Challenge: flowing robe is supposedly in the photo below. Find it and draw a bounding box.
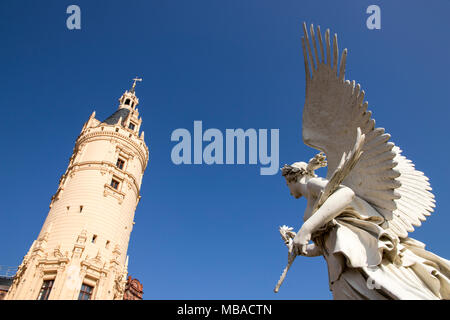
[312,196,450,300]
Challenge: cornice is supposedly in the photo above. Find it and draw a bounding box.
[71,161,140,195]
[50,160,142,207]
[76,129,149,171]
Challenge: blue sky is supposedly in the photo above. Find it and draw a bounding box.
[0,0,449,299]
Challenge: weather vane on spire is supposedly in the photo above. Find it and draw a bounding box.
[130,77,143,93]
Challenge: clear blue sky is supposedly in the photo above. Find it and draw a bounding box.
[0,0,449,299]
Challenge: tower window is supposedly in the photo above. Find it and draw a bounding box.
[106,240,110,249]
[37,280,54,300]
[116,158,125,170]
[78,284,94,300]
[110,178,120,190]
[128,122,135,130]
[92,235,97,243]
[79,205,83,213]
[124,99,131,105]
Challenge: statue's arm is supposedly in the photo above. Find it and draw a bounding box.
[304,185,355,234]
[292,185,355,256]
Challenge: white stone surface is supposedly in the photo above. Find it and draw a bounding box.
[276,23,450,300]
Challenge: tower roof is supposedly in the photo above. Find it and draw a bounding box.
[102,78,143,127]
[102,108,130,126]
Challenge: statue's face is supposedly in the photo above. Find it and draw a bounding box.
[286,179,303,199]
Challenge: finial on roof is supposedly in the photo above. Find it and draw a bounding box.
[130,77,143,93]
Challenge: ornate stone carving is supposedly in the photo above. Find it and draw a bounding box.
[113,271,127,300]
[53,245,63,258]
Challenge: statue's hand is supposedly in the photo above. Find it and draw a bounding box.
[290,225,312,256]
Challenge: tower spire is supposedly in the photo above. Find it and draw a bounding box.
[130,77,142,94]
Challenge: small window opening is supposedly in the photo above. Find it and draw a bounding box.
[92,235,97,244]
[37,280,54,300]
[111,178,120,190]
[128,122,135,130]
[106,241,110,249]
[124,99,131,105]
[78,284,94,300]
[116,158,125,170]
[79,205,83,213]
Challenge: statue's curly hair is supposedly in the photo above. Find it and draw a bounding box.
[281,152,327,183]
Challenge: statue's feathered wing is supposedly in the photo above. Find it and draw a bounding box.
[301,23,435,238]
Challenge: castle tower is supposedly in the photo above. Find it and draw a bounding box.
[6,79,149,300]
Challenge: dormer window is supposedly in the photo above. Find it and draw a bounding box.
[124,99,131,105]
[128,122,136,130]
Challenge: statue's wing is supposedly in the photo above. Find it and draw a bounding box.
[301,23,435,238]
[313,128,365,212]
[378,146,435,238]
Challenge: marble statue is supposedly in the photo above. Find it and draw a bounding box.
[274,23,450,300]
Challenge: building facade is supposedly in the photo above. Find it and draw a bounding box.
[123,276,144,300]
[5,82,148,300]
[0,277,13,300]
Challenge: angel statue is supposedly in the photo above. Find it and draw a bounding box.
[274,23,450,300]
